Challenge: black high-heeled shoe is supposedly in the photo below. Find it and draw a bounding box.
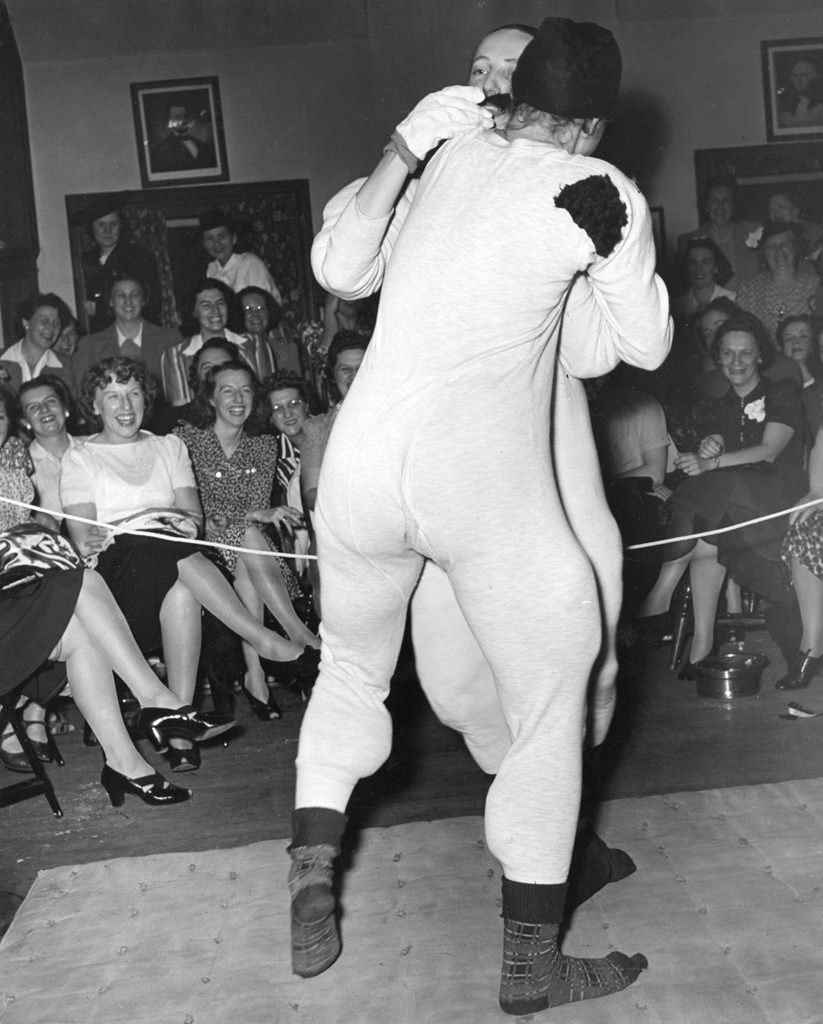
[677,644,719,681]
[775,651,823,691]
[0,728,33,774]
[167,743,201,773]
[137,706,237,752]
[22,716,52,763]
[100,764,191,807]
[242,686,282,720]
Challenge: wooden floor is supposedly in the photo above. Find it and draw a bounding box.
[3,623,823,925]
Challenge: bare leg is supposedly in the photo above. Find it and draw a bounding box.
[72,570,182,710]
[725,578,743,615]
[159,582,202,705]
[688,540,727,662]
[232,566,269,702]
[638,551,693,616]
[237,525,320,649]
[793,558,823,656]
[51,617,154,779]
[176,553,304,661]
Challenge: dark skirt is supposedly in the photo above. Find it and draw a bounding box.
[95,533,197,654]
[670,462,806,601]
[0,568,84,693]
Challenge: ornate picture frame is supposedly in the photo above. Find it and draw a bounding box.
[693,142,823,229]
[65,180,317,336]
[130,76,230,189]
[761,37,823,143]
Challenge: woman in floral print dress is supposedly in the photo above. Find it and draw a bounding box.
[640,312,806,671]
[175,361,319,716]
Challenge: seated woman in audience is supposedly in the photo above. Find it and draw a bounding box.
[0,383,228,794]
[174,360,319,719]
[778,315,823,445]
[0,293,74,393]
[301,331,370,514]
[779,425,823,689]
[639,313,806,675]
[766,191,822,266]
[265,374,312,574]
[677,177,759,289]
[1,565,229,804]
[60,357,318,770]
[736,221,820,343]
[300,331,370,614]
[152,338,240,434]
[238,286,314,395]
[695,297,802,400]
[0,381,51,767]
[18,375,81,531]
[71,276,182,412]
[671,237,735,319]
[54,314,81,360]
[160,279,247,408]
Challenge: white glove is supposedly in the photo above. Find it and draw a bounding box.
[395,86,492,160]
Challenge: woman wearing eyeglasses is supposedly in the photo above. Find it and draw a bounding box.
[237,286,314,396]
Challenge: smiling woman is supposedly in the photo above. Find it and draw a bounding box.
[173,360,320,718]
[0,293,75,392]
[59,356,318,771]
[640,311,806,672]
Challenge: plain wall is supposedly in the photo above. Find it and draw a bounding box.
[10,0,823,311]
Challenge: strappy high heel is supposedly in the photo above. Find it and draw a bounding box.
[100,764,191,807]
[242,686,282,720]
[137,706,236,752]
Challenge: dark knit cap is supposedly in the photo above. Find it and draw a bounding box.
[511,17,621,119]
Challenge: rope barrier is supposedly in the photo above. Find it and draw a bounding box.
[625,494,823,551]
[3,491,823,560]
[0,496,317,561]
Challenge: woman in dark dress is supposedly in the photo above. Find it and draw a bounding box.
[639,313,806,673]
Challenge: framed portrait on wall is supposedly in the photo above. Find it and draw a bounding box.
[130,76,230,188]
[761,38,823,142]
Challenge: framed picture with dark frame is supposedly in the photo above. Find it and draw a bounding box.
[65,180,318,335]
[761,37,823,142]
[130,76,230,188]
[693,142,823,228]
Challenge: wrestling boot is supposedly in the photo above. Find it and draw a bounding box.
[775,651,822,690]
[288,843,341,977]
[499,919,647,1016]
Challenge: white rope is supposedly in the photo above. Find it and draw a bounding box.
[625,495,823,551]
[0,496,317,561]
[4,492,822,560]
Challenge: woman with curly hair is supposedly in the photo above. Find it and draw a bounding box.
[60,356,318,770]
[175,360,319,719]
[639,312,806,674]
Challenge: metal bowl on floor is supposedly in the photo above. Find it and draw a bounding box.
[693,652,769,700]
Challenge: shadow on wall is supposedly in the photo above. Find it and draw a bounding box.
[597,88,669,192]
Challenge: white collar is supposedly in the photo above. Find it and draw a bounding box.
[116,323,143,348]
